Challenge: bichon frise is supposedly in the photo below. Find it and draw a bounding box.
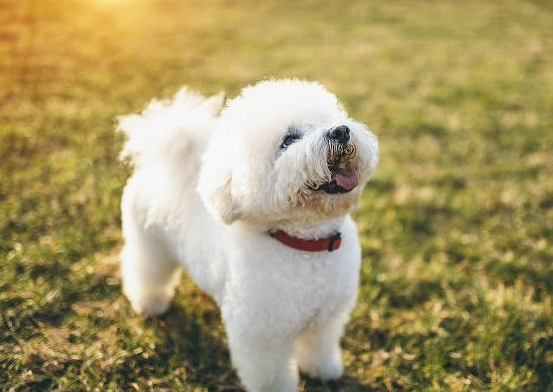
[118,79,379,392]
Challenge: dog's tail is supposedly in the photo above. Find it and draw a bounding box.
[118,87,224,169]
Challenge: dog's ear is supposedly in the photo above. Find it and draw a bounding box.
[197,150,241,225]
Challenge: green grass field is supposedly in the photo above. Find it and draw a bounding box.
[1,0,553,390]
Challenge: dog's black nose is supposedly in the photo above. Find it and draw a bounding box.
[328,125,350,144]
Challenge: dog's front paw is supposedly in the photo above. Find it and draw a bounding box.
[299,354,344,381]
[126,290,171,316]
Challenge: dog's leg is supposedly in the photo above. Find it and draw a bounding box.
[226,327,298,392]
[295,317,345,381]
[120,232,181,316]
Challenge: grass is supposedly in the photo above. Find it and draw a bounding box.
[1,0,553,390]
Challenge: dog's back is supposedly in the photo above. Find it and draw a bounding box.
[118,88,223,179]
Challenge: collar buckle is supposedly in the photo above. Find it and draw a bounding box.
[328,232,342,252]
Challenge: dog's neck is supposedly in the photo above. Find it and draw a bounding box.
[264,216,347,240]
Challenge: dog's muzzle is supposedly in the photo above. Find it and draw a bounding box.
[311,126,359,194]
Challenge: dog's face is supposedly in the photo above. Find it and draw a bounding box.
[198,80,379,225]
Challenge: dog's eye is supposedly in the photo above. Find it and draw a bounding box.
[280,134,301,149]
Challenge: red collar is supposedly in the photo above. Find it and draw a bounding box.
[270,230,342,252]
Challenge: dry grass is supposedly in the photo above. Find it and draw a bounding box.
[1,0,553,390]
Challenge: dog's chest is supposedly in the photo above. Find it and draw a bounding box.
[230,248,359,334]
[284,255,355,312]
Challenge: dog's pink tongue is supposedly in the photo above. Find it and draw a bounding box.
[331,168,359,191]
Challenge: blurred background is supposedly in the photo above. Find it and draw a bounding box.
[1,0,552,390]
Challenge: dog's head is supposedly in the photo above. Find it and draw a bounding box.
[198,80,379,225]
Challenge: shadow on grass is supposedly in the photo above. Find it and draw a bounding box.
[302,375,374,392]
[152,303,241,391]
[154,304,372,392]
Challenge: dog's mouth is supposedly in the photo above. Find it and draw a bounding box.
[324,166,359,194]
[311,144,359,194]
[316,165,359,194]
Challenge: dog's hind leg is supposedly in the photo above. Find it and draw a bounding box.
[295,316,346,381]
[120,229,181,316]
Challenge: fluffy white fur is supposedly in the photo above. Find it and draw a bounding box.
[118,79,379,392]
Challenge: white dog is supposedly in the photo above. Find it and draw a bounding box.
[118,79,379,392]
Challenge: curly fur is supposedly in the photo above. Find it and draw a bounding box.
[118,79,379,392]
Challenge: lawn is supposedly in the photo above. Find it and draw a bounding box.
[1,0,553,390]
